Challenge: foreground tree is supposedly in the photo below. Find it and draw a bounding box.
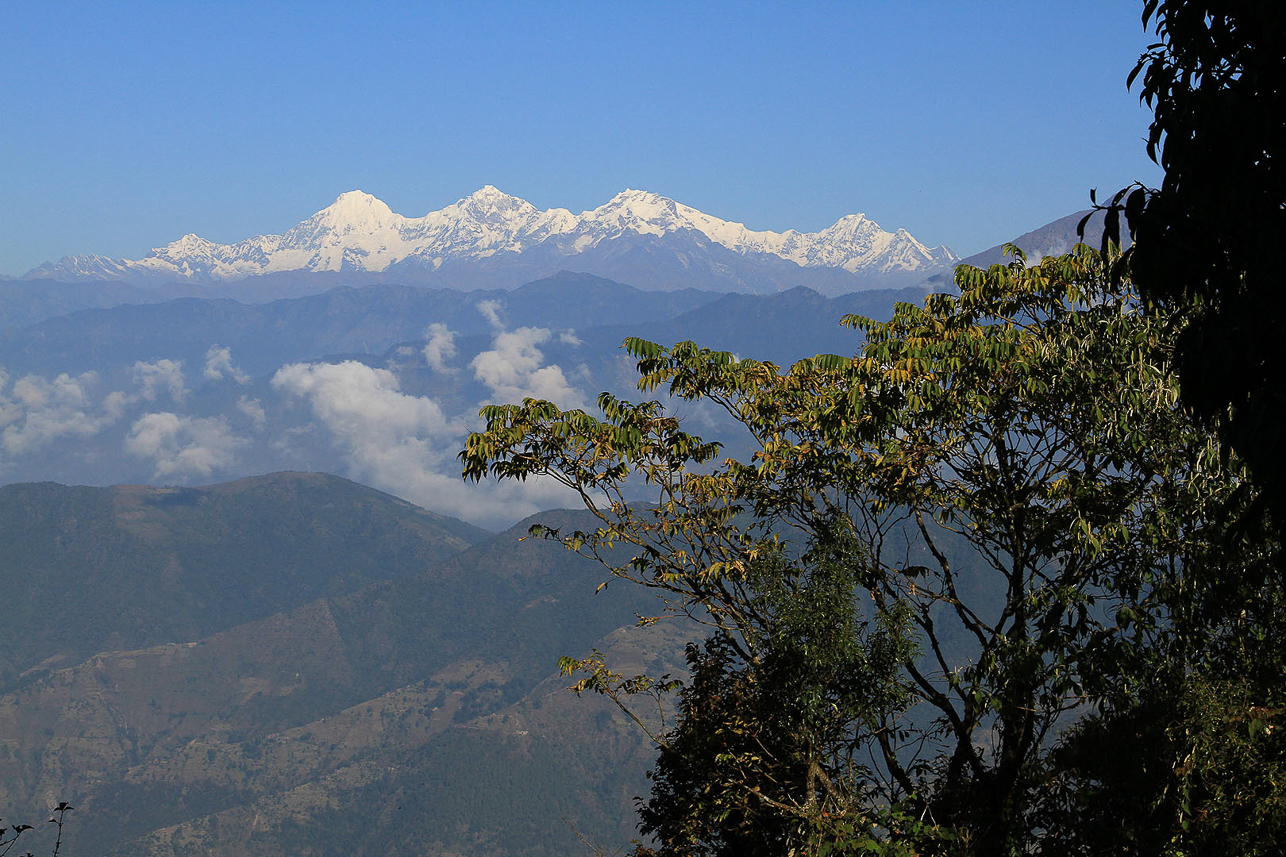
[1094,0,1286,522]
[463,245,1266,854]
[1055,5,1286,852]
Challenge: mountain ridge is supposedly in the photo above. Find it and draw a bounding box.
[0,472,488,692]
[22,187,957,292]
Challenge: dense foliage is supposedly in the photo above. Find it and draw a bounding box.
[1093,0,1286,523]
[1057,5,1286,852]
[463,243,1281,854]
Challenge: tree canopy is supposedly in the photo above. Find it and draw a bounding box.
[1093,0,1286,524]
[462,245,1278,854]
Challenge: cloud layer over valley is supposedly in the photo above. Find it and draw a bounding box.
[0,272,927,528]
[0,295,607,528]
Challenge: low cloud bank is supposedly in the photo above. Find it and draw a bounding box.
[471,326,583,408]
[0,332,592,528]
[271,359,576,527]
[203,346,250,384]
[125,412,247,480]
[0,370,127,456]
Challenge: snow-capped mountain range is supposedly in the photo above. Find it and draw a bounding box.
[24,188,957,294]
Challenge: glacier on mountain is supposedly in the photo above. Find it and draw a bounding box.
[23,187,957,287]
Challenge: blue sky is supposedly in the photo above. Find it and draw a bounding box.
[1,1,1161,277]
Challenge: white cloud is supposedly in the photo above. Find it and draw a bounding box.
[559,331,583,346]
[0,360,201,459]
[133,359,187,403]
[0,370,128,455]
[476,299,503,329]
[470,327,583,408]
[422,323,458,373]
[237,395,266,430]
[203,345,250,384]
[271,361,461,499]
[273,361,457,441]
[124,412,246,481]
[271,359,577,528]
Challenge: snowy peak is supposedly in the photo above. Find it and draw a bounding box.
[155,233,220,260]
[23,253,136,282]
[430,186,547,235]
[23,188,957,287]
[313,190,399,232]
[598,188,678,216]
[457,185,537,217]
[578,189,690,239]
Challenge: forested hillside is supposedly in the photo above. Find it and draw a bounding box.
[0,480,683,854]
[0,473,484,692]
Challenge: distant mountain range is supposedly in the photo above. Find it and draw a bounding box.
[0,272,925,379]
[19,188,959,295]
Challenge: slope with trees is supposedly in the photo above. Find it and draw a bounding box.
[0,472,487,693]
[0,500,671,855]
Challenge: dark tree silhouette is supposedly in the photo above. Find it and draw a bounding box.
[1094,1,1286,523]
